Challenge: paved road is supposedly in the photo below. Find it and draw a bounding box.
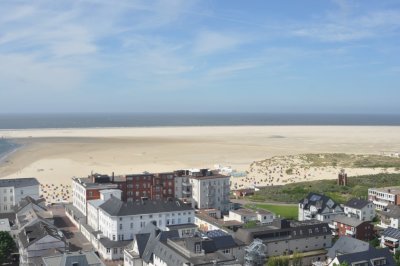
[49,205,94,252]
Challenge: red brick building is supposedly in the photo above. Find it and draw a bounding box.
[333,215,374,241]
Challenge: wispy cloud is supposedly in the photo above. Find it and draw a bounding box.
[193,30,250,55]
[292,2,400,42]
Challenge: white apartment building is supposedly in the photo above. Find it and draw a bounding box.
[298,193,344,224]
[0,178,39,213]
[344,198,375,221]
[94,196,195,242]
[72,176,117,216]
[87,189,122,231]
[185,169,230,212]
[368,187,400,210]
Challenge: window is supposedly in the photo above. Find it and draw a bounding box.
[114,248,118,254]
[120,224,122,230]
[130,223,133,229]
[107,248,110,253]
[195,244,201,253]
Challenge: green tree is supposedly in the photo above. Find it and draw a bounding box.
[0,231,15,264]
[292,252,303,266]
[369,237,380,248]
[267,255,290,266]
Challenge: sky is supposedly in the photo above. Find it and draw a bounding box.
[0,0,399,114]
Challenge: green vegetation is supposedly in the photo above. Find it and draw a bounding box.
[369,237,380,248]
[285,168,293,175]
[246,203,298,220]
[0,231,15,264]
[301,153,400,168]
[248,173,400,204]
[266,255,290,266]
[243,220,259,228]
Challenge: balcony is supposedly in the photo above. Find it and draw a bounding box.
[384,241,399,248]
[345,230,355,236]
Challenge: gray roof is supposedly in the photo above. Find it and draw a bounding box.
[235,219,331,245]
[345,198,370,210]
[327,236,371,259]
[334,215,366,227]
[382,227,400,240]
[0,178,39,188]
[166,223,197,230]
[99,197,193,217]
[98,238,131,248]
[42,251,105,266]
[18,221,66,248]
[381,205,400,219]
[336,248,396,266]
[299,192,342,214]
[14,196,46,213]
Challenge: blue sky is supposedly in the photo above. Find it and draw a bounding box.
[0,0,399,113]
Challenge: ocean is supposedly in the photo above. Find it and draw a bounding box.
[0,113,399,130]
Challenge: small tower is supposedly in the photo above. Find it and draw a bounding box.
[338,169,348,186]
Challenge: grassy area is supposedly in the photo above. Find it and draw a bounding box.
[301,153,400,168]
[246,203,298,220]
[247,173,400,204]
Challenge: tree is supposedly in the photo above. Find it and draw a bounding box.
[369,237,380,248]
[267,255,290,266]
[292,252,303,266]
[0,231,15,264]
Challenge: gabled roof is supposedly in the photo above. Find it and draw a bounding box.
[336,248,396,266]
[14,196,46,213]
[299,192,342,213]
[381,205,400,219]
[345,198,370,210]
[334,215,367,227]
[327,236,372,259]
[382,227,400,240]
[99,197,193,217]
[18,221,66,248]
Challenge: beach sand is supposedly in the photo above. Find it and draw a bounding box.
[1,126,400,202]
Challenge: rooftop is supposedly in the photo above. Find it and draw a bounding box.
[42,250,105,266]
[334,215,367,227]
[99,197,193,216]
[345,198,370,209]
[382,227,400,240]
[0,218,11,232]
[370,186,400,194]
[0,178,39,188]
[336,248,396,266]
[327,236,372,259]
[18,221,66,248]
[299,192,341,213]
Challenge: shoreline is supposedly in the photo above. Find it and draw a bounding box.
[0,125,399,204]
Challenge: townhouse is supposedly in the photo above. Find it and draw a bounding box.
[298,193,344,223]
[0,178,40,213]
[344,198,375,221]
[332,215,374,241]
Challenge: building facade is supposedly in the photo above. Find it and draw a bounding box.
[298,193,344,223]
[235,219,332,261]
[368,186,400,210]
[186,169,230,212]
[0,178,40,213]
[344,198,375,221]
[380,205,400,229]
[332,215,374,241]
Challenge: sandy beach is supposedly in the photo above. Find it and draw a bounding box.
[1,126,400,202]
